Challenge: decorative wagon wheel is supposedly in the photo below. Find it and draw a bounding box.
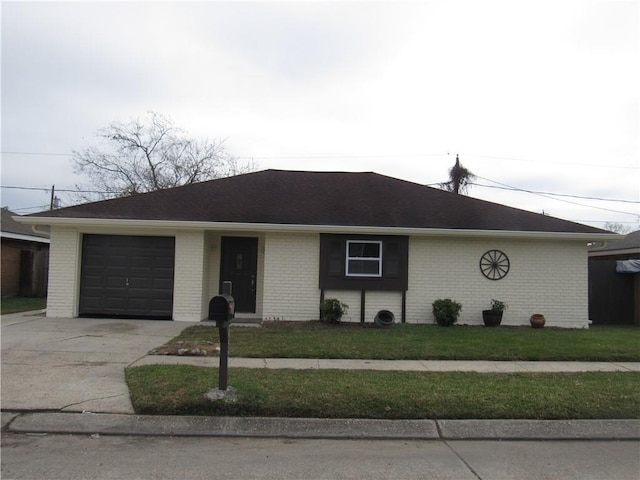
[480,250,510,280]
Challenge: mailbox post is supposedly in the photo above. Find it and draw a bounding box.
[208,281,234,391]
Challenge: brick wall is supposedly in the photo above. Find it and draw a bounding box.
[323,289,402,323]
[261,233,589,328]
[405,236,589,328]
[262,232,320,320]
[42,226,590,328]
[46,227,80,317]
[173,230,206,322]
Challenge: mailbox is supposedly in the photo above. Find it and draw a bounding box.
[209,292,234,391]
[208,294,235,327]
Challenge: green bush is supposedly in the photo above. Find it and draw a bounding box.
[320,299,349,324]
[432,298,462,327]
[490,299,507,312]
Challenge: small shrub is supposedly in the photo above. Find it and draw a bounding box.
[320,299,349,324]
[490,299,507,312]
[432,299,462,327]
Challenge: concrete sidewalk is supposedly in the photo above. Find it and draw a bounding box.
[132,355,640,372]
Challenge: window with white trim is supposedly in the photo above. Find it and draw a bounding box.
[346,240,382,277]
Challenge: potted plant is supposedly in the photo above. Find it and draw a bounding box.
[320,299,348,324]
[482,299,506,327]
[432,299,462,327]
[530,313,546,328]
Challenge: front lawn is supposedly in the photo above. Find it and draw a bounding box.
[126,365,640,419]
[165,322,640,361]
[1,297,46,315]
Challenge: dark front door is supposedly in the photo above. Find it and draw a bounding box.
[220,237,258,313]
[79,234,175,319]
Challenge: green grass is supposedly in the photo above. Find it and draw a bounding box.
[170,322,640,361]
[126,365,640,419]
[1,297,46,315]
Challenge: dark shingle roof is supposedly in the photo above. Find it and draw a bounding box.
[2,208,50,238]
[589,230,640,253]
[28,169,606,234]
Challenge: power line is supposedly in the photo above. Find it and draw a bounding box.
[234,153,637,170]
[1,185,51,191]
[3,179,639,207]
[1,151,72,157]
[574,219,638,224]
[473,176,639,217]
[1,185,111,194]
[2,149,637,170]
[460,152,638,170]
[470,182,639,204]
[9,205,50,213]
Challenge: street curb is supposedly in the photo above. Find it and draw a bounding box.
[6,412,640,441]
[7,412,438,440]
[436,419,640,440]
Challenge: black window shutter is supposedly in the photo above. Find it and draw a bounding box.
[328,239,343,275]
[320,234,408,291]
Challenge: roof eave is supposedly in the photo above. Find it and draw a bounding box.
[14,216,619,242]
[589,247,640,257]
[0,231,51,244]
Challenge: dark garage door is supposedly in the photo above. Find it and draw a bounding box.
[79,235,175,319]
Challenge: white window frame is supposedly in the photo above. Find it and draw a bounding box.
[345,240,383,277]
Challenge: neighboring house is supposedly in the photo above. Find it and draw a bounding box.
[1,208,50,297]
[588,230,640,325]
[17,170,618,327]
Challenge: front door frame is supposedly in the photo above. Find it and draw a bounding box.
[219,236,259,313]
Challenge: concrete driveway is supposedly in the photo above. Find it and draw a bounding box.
[1,312,192,414]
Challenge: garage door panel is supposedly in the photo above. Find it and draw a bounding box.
[79,235,175,320]
[81,275,103,288]
[152,278,173,290]
[128,277,151,288]
[131,256,153,268]
[153,257,175,268]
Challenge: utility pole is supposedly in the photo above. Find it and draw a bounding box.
[452,155,462,194]
[49,185,60,209]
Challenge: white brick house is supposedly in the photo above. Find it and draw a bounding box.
[17,170,618,328]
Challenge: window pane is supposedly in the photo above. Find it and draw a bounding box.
[346,241,382,276]
[348,242,362,257]
[348,242,380,258]
[348,259,381,275]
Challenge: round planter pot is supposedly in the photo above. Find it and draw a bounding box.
[374,310,395,328]
[530,314,546,328]
[482,310,503,327]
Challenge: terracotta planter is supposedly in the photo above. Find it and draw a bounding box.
[530,314,546,328]
[482,310,503,327]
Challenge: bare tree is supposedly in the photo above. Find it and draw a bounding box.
[439,154,476,194]
[72,112,254,199]
[603,222,632,234]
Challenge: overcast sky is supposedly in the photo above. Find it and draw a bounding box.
[1,0,638,230]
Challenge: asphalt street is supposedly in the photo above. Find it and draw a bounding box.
[3,432,640,480]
